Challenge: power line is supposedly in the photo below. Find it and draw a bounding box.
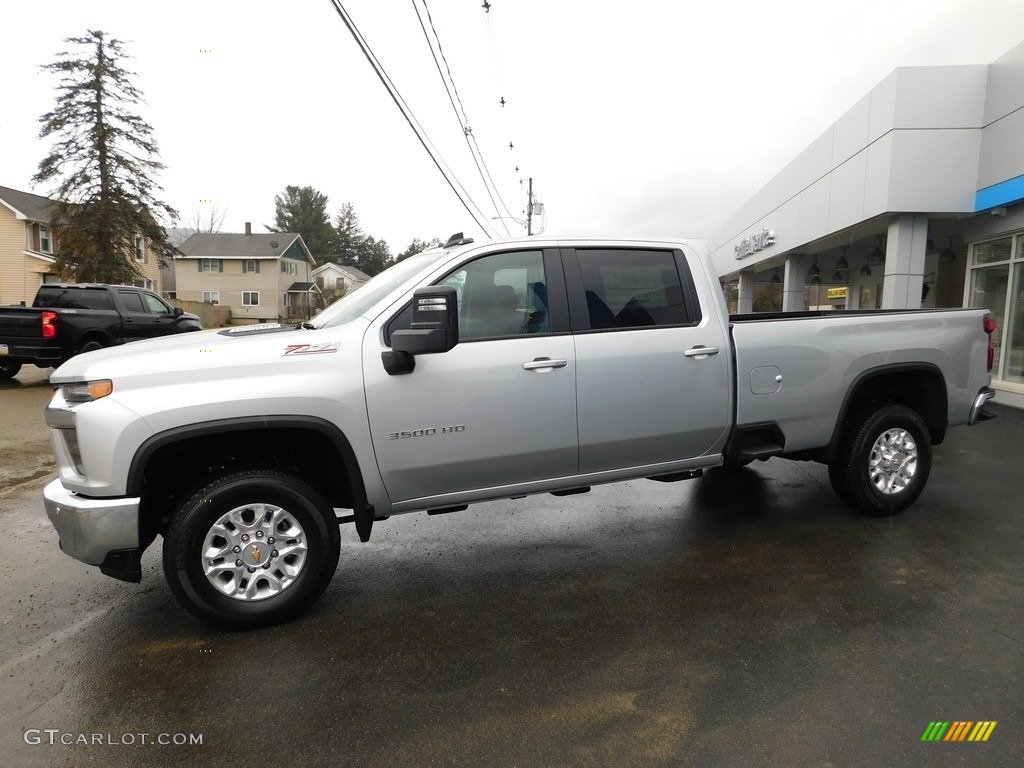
[412,0,514,236]
[326,0,499,238]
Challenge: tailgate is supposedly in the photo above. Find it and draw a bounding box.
[0,308,45,340]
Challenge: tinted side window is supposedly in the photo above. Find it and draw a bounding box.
[576,249,689,329]
[118,290,145,313]
[34,288,114,310]
[440,250,548,340]
[144,293,170,314]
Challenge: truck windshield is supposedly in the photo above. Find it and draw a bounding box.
[309,249,444,329]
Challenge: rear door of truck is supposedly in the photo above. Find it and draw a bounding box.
[562,246,732,472]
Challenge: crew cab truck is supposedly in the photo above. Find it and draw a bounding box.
[0,283,201,379]
[42,236,997,628]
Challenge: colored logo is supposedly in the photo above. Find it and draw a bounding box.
[921,721,996,742]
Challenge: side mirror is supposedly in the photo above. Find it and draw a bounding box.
[383,286,459,375]
[173,307,184,318]
[391,286,459,355]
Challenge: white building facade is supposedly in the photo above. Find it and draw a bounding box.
[710,41,1024,408]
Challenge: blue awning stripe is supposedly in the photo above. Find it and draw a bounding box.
[975,174,1024,211]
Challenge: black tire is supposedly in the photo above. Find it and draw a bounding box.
[829,404,932,516]
[78,340,105,354]
[162,468,340,629]
[0,361,21,380]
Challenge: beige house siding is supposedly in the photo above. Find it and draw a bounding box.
[2,195,163,304]
[0,206,55,305]
[129,235,164,293]
[176,258,283,322]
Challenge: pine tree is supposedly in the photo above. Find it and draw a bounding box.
[332,202,365,267]
[34,30,177,283]
[268,186,335,261]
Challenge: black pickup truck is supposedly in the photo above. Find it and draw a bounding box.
[0,284,201,379]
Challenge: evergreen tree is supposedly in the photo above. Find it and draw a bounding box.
[34,30,178,283]
[268,185,334,261]
[332,202,364,267]
[356,236,394,277]
[396,237,441,262]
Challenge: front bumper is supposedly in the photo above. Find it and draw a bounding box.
[43,478,139,566]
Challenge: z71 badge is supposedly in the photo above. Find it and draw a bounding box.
[283,343,340,356]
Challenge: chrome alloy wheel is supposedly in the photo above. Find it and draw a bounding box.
[867,428,918,496]
[201,503,308,601]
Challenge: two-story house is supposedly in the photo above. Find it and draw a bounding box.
[175,225,316,323]
[0,184,164,305]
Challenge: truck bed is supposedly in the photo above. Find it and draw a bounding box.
[729,307,990,456]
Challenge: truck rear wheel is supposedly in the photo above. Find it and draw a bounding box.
[162,468,340,629]
[0,360,21,380]
[829,404,932,516]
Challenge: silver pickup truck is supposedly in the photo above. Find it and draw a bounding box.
[42,236,997,628]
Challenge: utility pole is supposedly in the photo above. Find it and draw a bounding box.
[526,177,533,236]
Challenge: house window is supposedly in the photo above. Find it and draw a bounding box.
[134,235,145,263]
[243,260,260,274]
[131,279,155,290]
[242,291,260,306]
[199,259,223,272]
[281,262,287,274]
[40,225,52,253]
[202,291,220,305]
[282,292,291,307]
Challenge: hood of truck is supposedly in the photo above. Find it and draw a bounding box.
[49,323,364,385]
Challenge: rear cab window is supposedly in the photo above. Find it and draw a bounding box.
[565,248,702,331]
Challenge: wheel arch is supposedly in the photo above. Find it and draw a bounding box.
[827,364,948,462]
[76,330,114,352]
[128,416,371,547]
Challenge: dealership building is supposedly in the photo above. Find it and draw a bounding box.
[709,40,1024,409]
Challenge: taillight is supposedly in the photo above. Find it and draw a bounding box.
[984,315,996,372]
[41,311,58,339]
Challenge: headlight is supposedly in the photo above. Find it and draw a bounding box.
[59,379,113,404]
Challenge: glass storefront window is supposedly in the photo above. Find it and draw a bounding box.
[968,263,1009,377]
[967,235,1024,387]
[1003,263,1024,384]
[972,238,1012,266]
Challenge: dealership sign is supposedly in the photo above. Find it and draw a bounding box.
[735,228,775,259]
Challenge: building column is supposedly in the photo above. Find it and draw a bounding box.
[881,214,929,309]
[782,254,808,312]
[736,270,755,314]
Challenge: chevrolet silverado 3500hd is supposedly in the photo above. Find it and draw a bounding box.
[42,236,996,627]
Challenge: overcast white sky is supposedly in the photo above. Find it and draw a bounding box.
[3,1,1024,256]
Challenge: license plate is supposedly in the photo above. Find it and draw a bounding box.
[0,344,8,356]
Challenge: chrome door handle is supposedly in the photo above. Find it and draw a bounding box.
[683,346,720,358]
[522,357,568,371]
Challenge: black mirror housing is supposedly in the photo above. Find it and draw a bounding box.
[173,307,184,318]
[391,286,459,355]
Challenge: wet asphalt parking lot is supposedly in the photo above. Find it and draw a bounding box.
[1,366,1021,767]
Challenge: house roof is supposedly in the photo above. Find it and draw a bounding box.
[312,262,371,282]
[286,282,315,292]
[177,232,311,260]
[0,185,54,222]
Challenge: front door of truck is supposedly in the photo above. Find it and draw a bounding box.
[564,247,731,473]
[363,248,577,505]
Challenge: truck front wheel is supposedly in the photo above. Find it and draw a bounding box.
[829,404,932,516]
[162,468,340,629]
